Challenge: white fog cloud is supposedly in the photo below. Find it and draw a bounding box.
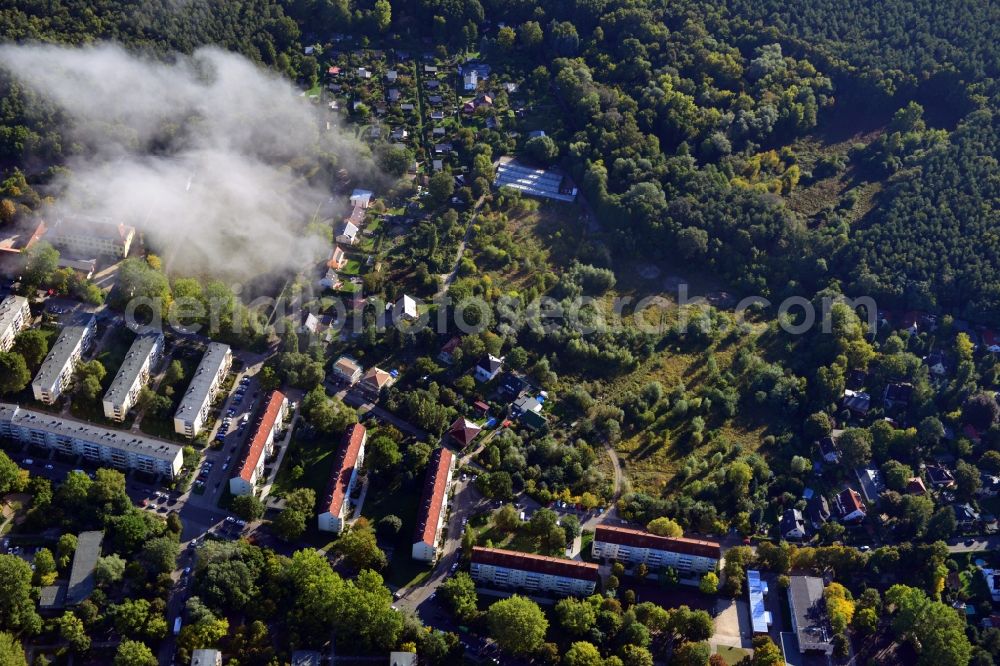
[0,42,373,279]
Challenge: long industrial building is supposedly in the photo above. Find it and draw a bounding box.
[230,390,288,497]
[318,424,367,533]
[102,331,164,422]
[412,447,454,561]
[32,316,97,404]
[173,342,231,437]
[0,294,30,352]
[470,547,599,596]
[592,525,722,575]
[0,403,184,477]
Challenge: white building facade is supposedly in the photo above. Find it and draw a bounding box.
[32,316,97,404]
[102,332,164,421]
[592,525,721,575]
[0,295,30,352]
[173,343,232,437]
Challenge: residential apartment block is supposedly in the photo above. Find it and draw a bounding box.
[0,295,30,352]
[173,342,232,437]
[412,447,454,561]
[318,424,367,533]
[0,403,184,477]
[102,331,164,421]
[230,391,288,496]
[469,547,599,596]
[32,316,96,404]
[43,217,135,258]
[592,525,722,575]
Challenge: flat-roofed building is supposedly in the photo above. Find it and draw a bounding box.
[174,342,232,437]
[0,402,184,477]
[412,447,454,561]
[747,570,771,634]
[44,216,135,258]
[190,649,222,666]
[230,391,288,496]
[332,355,363,385]
[66,531,103,606]
[318,423,367,533]
[470,547,599,596]
[788,575,834,655]
[102,331,164,421]
[592,525,721,575]
[0,294,30,352]
[32,316,96,404]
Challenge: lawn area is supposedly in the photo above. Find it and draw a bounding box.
[360,477,431,588]
[715,646,748,665]
[96,327,135,380]
[341,259,362,276]
[271,431,338,499]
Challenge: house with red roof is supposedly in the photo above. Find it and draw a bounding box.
[318,424,367,533]
[592,525,722,576]
[447,417,481,447]
[229,391,288,496]
[412,448,455,561]
[835,488,866,523]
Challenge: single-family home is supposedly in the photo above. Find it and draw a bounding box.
[351,189,374,208]
[923,352,950,377]
[907,476,928,495]
[955,503,981,530]
[463,70,479,90]
[780,508,806,539]
[359,367,394,397]
[883,382,914,410]
[474,354,503,383]
[438,336,461,365]
[357,67,372,79]
[393,295,419,322]
[336,221,359,245]
[818,436,840,464]
[511,395,546,430]
[448,417,481,447]
[926,464,956,489]
[332,356,363,385]
[842,389,871,416]
[386,69,398,82]
[806,494,831,529]
[835,488,866,523]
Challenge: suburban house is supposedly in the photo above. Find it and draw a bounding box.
[954,502,981,530]
[0,294,30,352]
[780,508,806,539]
[173,342,232,438]
[350,189,374,208]
[592,525,721,576]
[925,464,956,489]
[499,372,528,399]
[806,494,831,529]
[358,367,393,397]
[32,315,97,404]
[102,331,164,422]
[336,220,359,245]
[818,436,840,464]
[924,352,950,376]
[907,476,928,495]
[229,391,288,497]
[191,649,223,666]
[318,424,367,533]
[328,245,347,270]
[474,354,503,383]
[463,70,478,90]
[511,395,547,430]
[788,576,834,655]
[842,389,871,416]
[332,356,363,385]
[412,447,455,561]
[393,294,419,322]
[438,336,461,365]
[470,547,598,596]
[835,488,866,523]
[447,417,481,447]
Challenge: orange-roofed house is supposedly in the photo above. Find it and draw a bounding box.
[358,367,393,398]
[229,391,288,496]
[328,246,347,270]
[318,424,367,533]
[412,447,455,561]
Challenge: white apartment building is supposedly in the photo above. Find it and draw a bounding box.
[32,316,96,404]
[44,217,135,258]
[592,525,722,575]
[173,342,231,437]
[318,424,367,533]
[412,447,454,561]
[229,391,288,497]
[470,547,599,596]
[0,403,183,477]
[0,295,30,352]
[102,331,164,421]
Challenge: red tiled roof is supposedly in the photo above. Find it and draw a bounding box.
[236,391,286,482]
[594,525,722,560]
[838,488,864,514]
[323,424,367,515]
[413,447,454,546]
[471,547,598,581]
[440,336,461,355]
[448,417,481,446]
